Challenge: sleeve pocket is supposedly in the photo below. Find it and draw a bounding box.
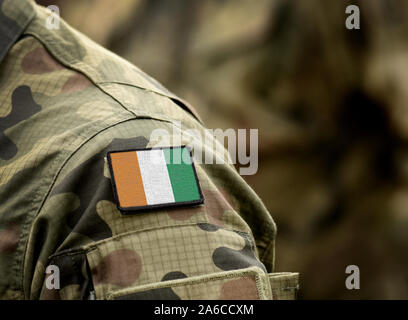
[107,266,273,300]
[45,224,299,300]
[84,224,271,300]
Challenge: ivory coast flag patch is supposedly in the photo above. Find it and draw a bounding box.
[107,146,204,213]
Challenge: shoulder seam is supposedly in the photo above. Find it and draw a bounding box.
[22,33,139,119]
[24,5,203,123]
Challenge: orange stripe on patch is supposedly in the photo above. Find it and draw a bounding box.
[110,151,147,208]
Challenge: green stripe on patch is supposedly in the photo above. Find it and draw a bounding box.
[164,148,201,203]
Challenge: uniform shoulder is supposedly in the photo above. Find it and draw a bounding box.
[22,2,201,122]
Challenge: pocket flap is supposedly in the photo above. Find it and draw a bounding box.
[108,266,273,300]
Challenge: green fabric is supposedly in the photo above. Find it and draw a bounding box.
[163,147,201,202]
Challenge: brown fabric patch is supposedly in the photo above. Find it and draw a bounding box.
[61,73,93,93]
[167,206,201,221]
[219,277,259,300]
[202,189,234,226]
[21,47,63,74]
[0,224,19,253]
[92,249,142,287]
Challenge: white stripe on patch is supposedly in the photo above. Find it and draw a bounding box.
[136,149,175,205]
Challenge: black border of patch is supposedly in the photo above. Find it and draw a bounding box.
[107,146,204,214]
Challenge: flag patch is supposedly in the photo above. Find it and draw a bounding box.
[107,146,204,213]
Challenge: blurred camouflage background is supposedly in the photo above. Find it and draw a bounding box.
[35,0,408,299]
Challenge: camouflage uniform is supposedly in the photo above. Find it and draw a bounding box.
[0,0,298,300]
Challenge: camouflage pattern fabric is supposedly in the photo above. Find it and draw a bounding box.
[0,0,298,300]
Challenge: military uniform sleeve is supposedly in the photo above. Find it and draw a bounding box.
[0,1,298,300]
[28,115,298,300]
